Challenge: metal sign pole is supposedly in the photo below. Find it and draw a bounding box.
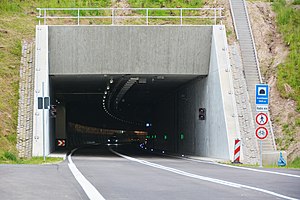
[260,140,262,168]
[42,82,45,161]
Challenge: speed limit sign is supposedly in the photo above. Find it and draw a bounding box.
[255,127,268,140]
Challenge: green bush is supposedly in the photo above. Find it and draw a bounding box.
[4,151,17,161]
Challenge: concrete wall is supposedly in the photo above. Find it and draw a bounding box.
[32,25,51,156]
[153,26,239,160]
[48,26,212,75]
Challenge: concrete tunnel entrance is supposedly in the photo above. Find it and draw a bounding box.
[51,74,201,153]
[33,25,239,161]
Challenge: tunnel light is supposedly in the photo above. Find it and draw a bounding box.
[162,151,165,154]
[110,78,113,84]
[106,85,110,90]
[151,149,153,152]
[104,91,107,95]
[103,95,106,99]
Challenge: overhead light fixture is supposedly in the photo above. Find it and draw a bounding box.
[110,78,113,84]
[103,95,106,99]
[107,85,110,90]
[104,91,107,95]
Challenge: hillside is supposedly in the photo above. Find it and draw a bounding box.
[0,0,299,164]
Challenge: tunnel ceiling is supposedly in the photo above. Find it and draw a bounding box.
[51,74,202,130]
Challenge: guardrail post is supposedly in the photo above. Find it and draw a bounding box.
[112,8,114,25]
[44,9,47,25]
[38,9,41,25]
[214,8,216,25]
[219,8,222,25]
[77,8,80,25]
[180,8,183,25]
[146,8,149,25]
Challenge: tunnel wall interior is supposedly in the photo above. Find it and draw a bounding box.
[152,26,237,160]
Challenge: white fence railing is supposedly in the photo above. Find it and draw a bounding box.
[36,7,224,25]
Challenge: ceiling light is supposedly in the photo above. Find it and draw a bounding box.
[110,78,113,84]
[104,91,107,95]
[107,85,110,90]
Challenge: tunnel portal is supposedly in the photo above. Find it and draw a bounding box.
[33,25,238,161]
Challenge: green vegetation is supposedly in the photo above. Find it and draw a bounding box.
[272,0,300,159]
[273,0,300,111]
[128,0,202,8]
[289,157,300,168]
[0,152,63,164]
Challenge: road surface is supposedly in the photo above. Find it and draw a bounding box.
[1,144,299,200]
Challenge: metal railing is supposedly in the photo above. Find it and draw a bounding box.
[36,7,224,25]
[241,0,276,151]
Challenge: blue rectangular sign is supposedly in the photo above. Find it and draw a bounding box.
[256,84,269,105]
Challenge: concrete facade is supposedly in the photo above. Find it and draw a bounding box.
[48,26,212,75]
[32,26,52,156]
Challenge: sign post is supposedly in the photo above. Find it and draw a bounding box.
[255,84,269,167]
[255,126,268,167]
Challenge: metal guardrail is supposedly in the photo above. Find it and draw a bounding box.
[36,7,224,25]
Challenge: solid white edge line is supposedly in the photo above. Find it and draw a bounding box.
[179,156,300,178]
[67,148,105,200]
[111,148,298,200]
[157,152,300,178]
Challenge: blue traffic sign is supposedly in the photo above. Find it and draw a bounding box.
[256,84,269,105]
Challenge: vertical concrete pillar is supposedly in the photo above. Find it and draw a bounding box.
[211,25,241,161]
[32,25,50,156]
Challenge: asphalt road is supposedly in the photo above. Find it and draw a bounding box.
[1,144,300,200]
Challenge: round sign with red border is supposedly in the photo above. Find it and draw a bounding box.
[255,127,268,140]
[255,113,268,126]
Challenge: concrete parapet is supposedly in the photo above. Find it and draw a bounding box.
[262,151,287,166]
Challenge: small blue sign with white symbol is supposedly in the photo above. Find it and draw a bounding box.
[256,84,269,105]
[256,84,269,112]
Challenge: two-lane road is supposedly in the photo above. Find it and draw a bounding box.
[1,144,299,200]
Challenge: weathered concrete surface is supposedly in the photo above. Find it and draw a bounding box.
[49,26,212,75]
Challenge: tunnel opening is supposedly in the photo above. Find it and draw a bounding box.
[50,74,202,153]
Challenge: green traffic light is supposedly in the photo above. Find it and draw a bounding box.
[180,133,184,140]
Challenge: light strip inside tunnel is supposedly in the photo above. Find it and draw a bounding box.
[110,148,298,200]
[102,77,144,126]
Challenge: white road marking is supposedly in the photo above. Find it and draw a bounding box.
[179,156,300,178]
[68,148,105,200]
[154,151,300,178]
[111,149,298,200]
[216,162,300,178]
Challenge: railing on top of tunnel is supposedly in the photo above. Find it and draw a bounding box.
[36,7,224,26]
